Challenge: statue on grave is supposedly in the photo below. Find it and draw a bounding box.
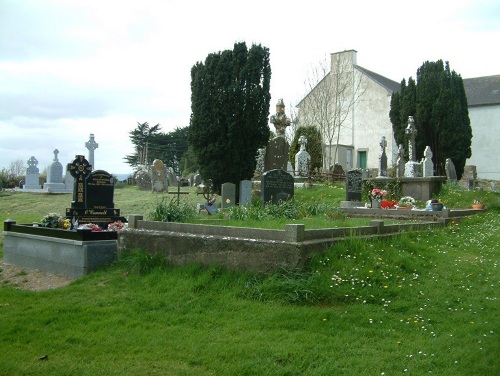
[269,98,291,137]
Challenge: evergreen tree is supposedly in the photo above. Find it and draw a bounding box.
[189,42,271,194]
[125,123,189,175]
[289,126,323,171]
[390,60,471,178]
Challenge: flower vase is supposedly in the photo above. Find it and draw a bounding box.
[372,200,381,209]
[472,204,484,210]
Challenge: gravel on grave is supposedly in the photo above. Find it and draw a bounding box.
[0,260,74,291]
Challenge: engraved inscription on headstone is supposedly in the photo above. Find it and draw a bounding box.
[68,155,93,208]
[261,169,294,204]
[346,169,363,201]
[85,170,114,209]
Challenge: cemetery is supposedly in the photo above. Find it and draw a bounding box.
[1,122,498,376]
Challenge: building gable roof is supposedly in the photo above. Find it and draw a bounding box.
[463,75,500,107]
[354,65,401,93]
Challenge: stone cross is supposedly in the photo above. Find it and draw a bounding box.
[269,98,291,137]
[85,133,99,170]
[378,136,388,177]
[298,135,307,151]
[405,116,417,162]
[53,149,59,161]
[27,156,38,171]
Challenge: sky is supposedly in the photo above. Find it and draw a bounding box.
[1,0,499,176]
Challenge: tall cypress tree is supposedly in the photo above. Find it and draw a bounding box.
[390,60,471,179]
[189,42,271,194]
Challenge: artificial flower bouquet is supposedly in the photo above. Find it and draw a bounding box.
[370,188,388,202]
[397,196,415,208]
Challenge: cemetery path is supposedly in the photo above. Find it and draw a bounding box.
[0,260,74,291]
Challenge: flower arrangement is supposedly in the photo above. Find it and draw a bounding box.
[107,221,125,231]
[40,213,64,228]
[78,223,102,232]
[62,218,71,230]
[398,196,415,208]
[473,199,482,205]
[370,188,387,202]
[381,200,397,209]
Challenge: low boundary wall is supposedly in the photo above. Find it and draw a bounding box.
[120,215,448,273]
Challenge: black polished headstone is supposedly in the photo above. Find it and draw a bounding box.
[85,170,114,209]
[261,169,294,204]
[346,169,363,201]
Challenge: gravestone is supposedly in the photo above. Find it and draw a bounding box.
[422,146,434,177]
[24,156,41,189]
[396,144,405,178]
[85,133,98,170]
[459,165,477,190]
[261,169,294,204]
[151,159,168,192]
[239,180,252,206]
[346,169,363,201]
[295,135,311,177]
[66,156,126,228]
[264,137,290,171]
[378,136,388,177]
[193,172,202,187]
[445,158,457,182]
[221,182,236,209]
[166,167,178,186]
[64,164,75,192]
[255,148,266,175]
[43,149,66,192]
[404,116,422,177]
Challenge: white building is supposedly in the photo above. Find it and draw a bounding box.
[463,75,500,180]
[296,49,400,172]
[297,50,500,181]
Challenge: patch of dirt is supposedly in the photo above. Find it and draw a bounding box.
[0,260,74,291]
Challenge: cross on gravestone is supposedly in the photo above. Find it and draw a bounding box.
[396,144,405,178]
[68,155,93,208]
[24,156,41,189]
[85,133,99,171]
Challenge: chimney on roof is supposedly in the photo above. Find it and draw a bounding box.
[330,49,357,73]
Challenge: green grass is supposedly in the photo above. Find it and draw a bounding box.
[0,183,499,375]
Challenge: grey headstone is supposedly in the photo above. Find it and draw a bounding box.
[378,136,388,177]
[221,182,236,209]
[261,169,294,204]
[445,158,457,181]
[239,180,252,206]
[44,149,66,192]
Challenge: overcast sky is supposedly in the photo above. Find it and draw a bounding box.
[1,0,499,176]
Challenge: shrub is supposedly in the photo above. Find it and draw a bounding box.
[149,196,196,222]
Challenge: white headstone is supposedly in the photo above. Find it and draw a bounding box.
[295,135,311,177]
[85,133,98,170]
[24,156,41,189]
[422,146,434,177]
[43,149,66,192]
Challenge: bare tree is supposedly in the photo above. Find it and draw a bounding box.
[297,52,366,169]
[8,159,25,179]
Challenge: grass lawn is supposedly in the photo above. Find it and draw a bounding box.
[0,183,498,375]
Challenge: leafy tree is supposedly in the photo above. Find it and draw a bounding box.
[189,42,271,194]
[390,60,471,179]
[125,123,189,175]
[289,126,323,171]
[124,122,162,167]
